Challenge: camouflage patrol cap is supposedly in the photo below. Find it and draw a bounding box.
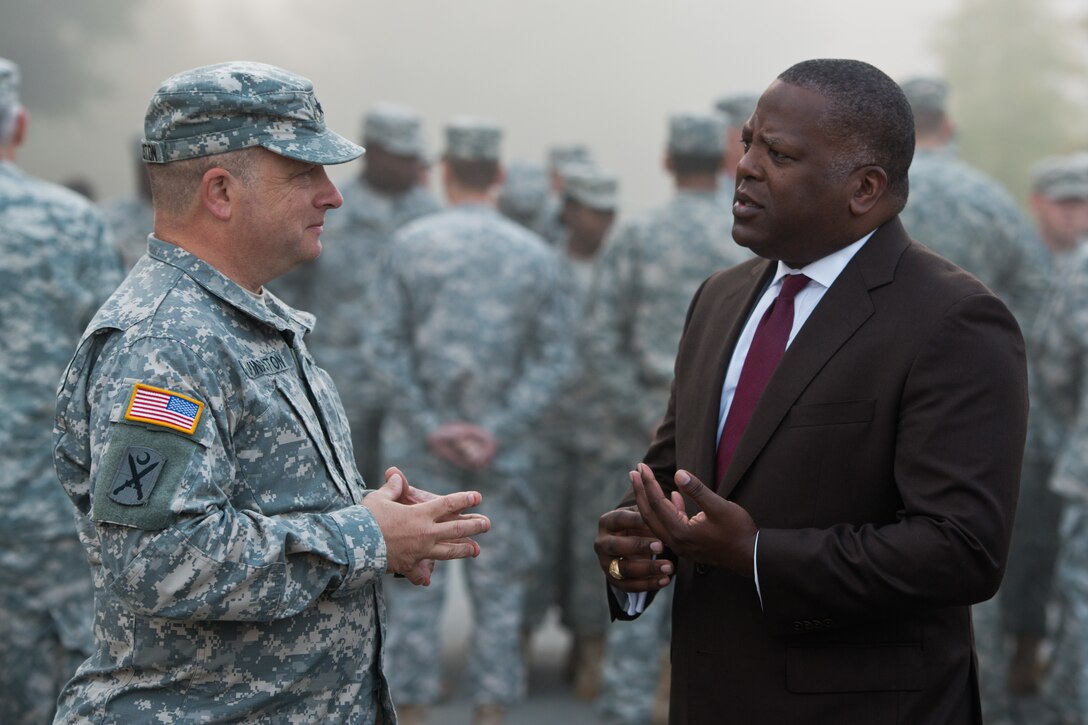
[498,161,550,218]
[564,164,620,211]
[0,57,20,109]
[900,77,949,115]
[548,143,593,175]
[364,102,425,157]
[444,116,502,161]
[141,61,363,165]
[668,112,725,156]
[713,92,758,128]
[1031,153,1088,201]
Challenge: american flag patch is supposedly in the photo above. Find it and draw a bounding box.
[124,384,204,435]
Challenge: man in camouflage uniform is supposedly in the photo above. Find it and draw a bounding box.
[369,117,574,725]
[521,166,619,698]
[272,102,441,488]
[898,76,1053,725]
[99,134,155,270]
[0,56,124,725]
[1024,152,1088,725]
[52,61,490,724]
[587,112,752,725]
[532,143,594,245]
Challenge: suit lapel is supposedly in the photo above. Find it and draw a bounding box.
[716,220,909,499]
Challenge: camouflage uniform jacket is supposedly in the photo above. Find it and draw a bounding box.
[901,148,1051,337]
[530,193,565,246]
[53,237,393,723]
[369,204,575,479]
[271,178,441,411]
[99,191,154,271]
[0,160,122,542]
[581,189,751,437]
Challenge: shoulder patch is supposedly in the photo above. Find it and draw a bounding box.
[108,446,167,506]
[124,383,203,435]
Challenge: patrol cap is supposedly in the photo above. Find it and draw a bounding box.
[1031,153,1088,201]
[499,161,550,218]
[713,92,758,127]
[445,116,502,161]
[141,61,363,165]
[363,102,425,157]
[900,76,949,115]
[668,112,725,156]
[0,57,20,110]
[564,164,620,212]
[548,143,593,175]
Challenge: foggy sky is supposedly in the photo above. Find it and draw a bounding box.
[13,0,949,215]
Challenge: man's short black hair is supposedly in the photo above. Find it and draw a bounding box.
[778,59,915,208]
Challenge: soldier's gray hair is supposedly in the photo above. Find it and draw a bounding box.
[147,147,258,217]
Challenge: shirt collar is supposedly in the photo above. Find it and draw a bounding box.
[148,236,315,335]
[772,229,877,290]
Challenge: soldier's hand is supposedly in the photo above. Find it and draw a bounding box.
[427,423,497,471]
[363,470,490,585]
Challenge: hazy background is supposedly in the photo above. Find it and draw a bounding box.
[2,0,1086,214]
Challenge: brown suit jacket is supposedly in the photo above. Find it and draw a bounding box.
[610,219,1028,724]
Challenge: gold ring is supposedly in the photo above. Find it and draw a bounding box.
[608,557,624,581]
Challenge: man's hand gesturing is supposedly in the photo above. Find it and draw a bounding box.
[363,466,490,585]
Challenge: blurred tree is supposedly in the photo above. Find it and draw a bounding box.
[0,0,142,114]
[936,0,1088,204]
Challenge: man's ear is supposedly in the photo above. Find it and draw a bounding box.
[200,166,235,221]
[849,165,889,217]
[12,108,28,148]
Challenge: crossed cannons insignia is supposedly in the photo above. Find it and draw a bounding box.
[108,446,167,506]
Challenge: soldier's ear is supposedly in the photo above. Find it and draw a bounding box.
[200,167,234,221]
[10,107,27,149]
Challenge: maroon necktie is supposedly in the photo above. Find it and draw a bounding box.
[716,273,811,486]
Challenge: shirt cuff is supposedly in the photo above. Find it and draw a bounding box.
[327,505,387,596]
[754,529,763,610]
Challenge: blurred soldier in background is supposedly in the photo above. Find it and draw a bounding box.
[371,117,575,725]
[533,143,594,245]
[586,112,752,725]
[52,61,488,724]
[898,75,1052,725]
[498,160,550,230]
[0,56,124,725]
[273,102,441,487]
[100,134,154,269]
[1025,151,1088,725]
[712,91,758,193]
[522,165,619,699]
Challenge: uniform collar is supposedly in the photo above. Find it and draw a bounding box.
[148,236,315,336]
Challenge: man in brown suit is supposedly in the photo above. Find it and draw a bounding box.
[595,59,1028,724]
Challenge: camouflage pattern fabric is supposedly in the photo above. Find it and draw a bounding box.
[531,194,566,246]
[99,191,153,270]
[0,159,122,724]
[367,203,574,705]
[52,237,393,723]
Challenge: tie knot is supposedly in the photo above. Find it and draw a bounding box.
[779,273,810,301]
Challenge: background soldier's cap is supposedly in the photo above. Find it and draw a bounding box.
[499,161,550,217]
[563,164,619,211]
[1031,153,1088,201]
[713,92,758,127]
[899,76,949,115]
[444,116,502,161]
[548,143,594,176]
[0,56,21,109]
[668,112,725,156]
[141,61,363,165]
[364,102,425,157]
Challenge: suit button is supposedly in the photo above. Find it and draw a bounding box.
[694,563,709,575]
